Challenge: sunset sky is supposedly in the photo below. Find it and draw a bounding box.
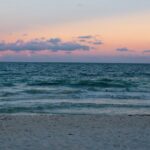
[0,0,150,62]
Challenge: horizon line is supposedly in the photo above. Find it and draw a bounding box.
[0,61,150,64]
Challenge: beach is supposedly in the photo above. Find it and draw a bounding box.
[0,114,150,150]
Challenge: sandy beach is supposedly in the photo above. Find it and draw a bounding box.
[0,115,150,150]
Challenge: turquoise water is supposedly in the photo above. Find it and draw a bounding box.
[0,62,150,114]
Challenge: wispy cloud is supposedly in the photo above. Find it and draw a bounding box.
[116,47,129,52]
[143,50,150,53]
[77,35,103,46]
[92,40,103,45]
[78,35,93,39]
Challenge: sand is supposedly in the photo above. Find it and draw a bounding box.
[0,114,150,150]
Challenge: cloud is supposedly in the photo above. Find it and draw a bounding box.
[47,38,61,44]
[143,50,150,53]
[116,47,129,52]
[0,38,90,52]
[92,40,103,45]
[77,35,103,46]
[22,33,28,37]
[78,35,93,39]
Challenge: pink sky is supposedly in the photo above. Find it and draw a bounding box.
[0,0,150,62]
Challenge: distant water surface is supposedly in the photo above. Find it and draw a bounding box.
[0,62,150,114]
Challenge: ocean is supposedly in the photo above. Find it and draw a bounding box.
[0,62,150,114]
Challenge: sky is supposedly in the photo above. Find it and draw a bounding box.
[0,0,150,62]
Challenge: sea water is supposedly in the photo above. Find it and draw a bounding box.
[0,62,150,114]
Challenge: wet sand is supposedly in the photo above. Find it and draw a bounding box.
[0,115,150,150]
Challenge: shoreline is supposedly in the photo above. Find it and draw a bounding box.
[0,114,150,150]
[0,113,150,116]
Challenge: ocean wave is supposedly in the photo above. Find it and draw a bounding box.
[24,89,51,94]
[0,92,18,97]
[26,78,136,89]
[74,79,134,88]
[27,80,67,86]
[1,102,150,113]
[0,82,15,87]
